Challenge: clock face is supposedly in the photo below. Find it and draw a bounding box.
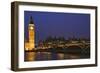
[30,26,33,30]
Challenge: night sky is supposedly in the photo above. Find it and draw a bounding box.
[24,11,90,44]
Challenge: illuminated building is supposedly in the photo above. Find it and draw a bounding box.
[25,16,35,51]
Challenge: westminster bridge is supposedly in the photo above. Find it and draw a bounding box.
[25,40,90,53]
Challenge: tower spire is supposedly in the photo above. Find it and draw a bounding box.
[29,16,34,24]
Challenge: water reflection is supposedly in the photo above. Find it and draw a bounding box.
[25,51,89,61]
[25,52,36,61]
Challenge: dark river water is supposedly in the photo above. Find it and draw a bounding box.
[25,49,90,61]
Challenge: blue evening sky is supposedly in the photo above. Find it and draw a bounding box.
[24,11,90,43]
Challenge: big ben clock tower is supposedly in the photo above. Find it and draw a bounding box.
[28,16,35,50]
[25,16,35,51]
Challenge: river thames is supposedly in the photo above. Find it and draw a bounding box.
[25,48,90,61]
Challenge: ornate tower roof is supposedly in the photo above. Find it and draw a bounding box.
[29,16,34,24]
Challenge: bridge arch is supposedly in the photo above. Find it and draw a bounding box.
[66,45,82,54]
[67,45,82,49]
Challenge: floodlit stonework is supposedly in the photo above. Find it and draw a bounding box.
[25,16,35,51]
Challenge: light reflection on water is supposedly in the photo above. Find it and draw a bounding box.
[25,48,90,61]
[24,52,86,61]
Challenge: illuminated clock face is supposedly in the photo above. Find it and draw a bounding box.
[30,26,33,30]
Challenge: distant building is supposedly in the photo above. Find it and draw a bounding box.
[25,16,35,51]
[37,37,90,49]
